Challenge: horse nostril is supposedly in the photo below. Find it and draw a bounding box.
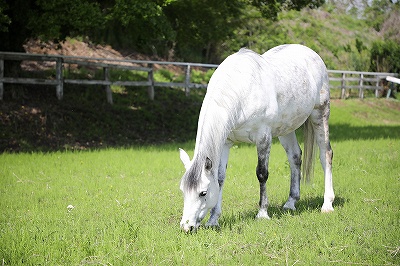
[181,225,195,233]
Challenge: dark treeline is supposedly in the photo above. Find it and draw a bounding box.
[0,0,325,63]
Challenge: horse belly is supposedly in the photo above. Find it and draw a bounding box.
[227,118,266,144]
[227,104,311,143]
[270,114,308,137]
[270,103,314,137]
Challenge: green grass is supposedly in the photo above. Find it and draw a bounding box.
[1,99,400,265]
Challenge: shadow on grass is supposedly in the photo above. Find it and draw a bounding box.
[217,196,348,231]
[1,83,399,153]
[329,124,400,141]
[293,124,400,145]
[0,85,204,153]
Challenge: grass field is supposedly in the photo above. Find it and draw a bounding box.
[1,99,400,265]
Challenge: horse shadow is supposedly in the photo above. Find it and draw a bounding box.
[216,196,347,230]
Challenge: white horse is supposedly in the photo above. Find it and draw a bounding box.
[179,44,334,233]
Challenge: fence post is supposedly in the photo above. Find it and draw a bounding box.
[147,63,154,100]
[340,73,346,99]
[185,64,191,96]
[375,77,380,98]
[56,57,63,100]
[387,81,393,99]
[104,67,113,104]
[359,73,364,99]
[0,58,4,100]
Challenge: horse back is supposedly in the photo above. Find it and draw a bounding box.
[262,44,329,105]
[202,45,329,141]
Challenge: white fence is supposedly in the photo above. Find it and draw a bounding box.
[0,52,398,103]
[386,76,400,99]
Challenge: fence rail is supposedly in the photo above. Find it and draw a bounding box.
[327,70,398,98]
[0,51,398,103]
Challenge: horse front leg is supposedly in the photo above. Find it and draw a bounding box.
[279,132,302,210]
[255,132,272,219]
[206,143,231,227]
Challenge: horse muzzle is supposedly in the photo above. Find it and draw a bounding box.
[180,219,201,233]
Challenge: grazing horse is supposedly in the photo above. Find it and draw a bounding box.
[179,44,334,233]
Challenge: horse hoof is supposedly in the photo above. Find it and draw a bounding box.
[205,221,219,228]
[256,209,270,219]
[321,204,334,213]
[283,202,296,211]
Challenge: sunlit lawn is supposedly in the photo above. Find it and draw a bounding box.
[1,99,399,265]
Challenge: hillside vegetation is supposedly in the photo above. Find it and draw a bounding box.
[221,3,399,72]
[274,9,378,70]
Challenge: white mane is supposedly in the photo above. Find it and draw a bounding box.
[194,49,268,156]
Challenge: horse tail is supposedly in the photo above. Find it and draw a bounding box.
[302,118,316,183]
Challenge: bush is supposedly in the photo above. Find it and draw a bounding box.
[370,40,400,73]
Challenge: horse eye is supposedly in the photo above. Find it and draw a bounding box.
[199,191,207,197]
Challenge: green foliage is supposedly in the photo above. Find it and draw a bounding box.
[191,69,215,84]
[154,69,176,83]
[1,0,400,70]
[29,0,104,40]
[364,0,392,31]
[163,0,244,62]
[109,69,148,82]
[250,0,325,20]
[0,0,333,63]
[0,1,10,32]
[0,0,34,52]
[370,40,400,73]
[228,6,382,70]
[99,0,175,56]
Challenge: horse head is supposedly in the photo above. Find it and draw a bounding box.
[179,148,219,233]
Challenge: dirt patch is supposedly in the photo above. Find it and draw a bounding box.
[331,99,346,107]
[24,38,123,59]
[362,99,400,112]
[22,39,186,74]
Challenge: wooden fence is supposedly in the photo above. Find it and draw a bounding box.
[328,70,398,99]
[0,52,398,103]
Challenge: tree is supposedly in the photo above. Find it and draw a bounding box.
[0,0,327,63]
[163,0,244,62]
[251,0,325,20]
[93,0,175,58]
[377,2,400,43]
[364,0,394,31]
[370,40,400,74]
[162,0,325,62]
[0,0,34,53]
[367,2,400,74]
[0,0,104,52]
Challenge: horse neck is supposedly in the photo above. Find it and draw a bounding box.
[193,103,231,170]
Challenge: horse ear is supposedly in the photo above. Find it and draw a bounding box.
[205,157,212,171]
[179,148,191,170]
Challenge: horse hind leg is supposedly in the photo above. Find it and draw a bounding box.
[310,105,335,213]
[279,132,302,211]
[255,131,272,219]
